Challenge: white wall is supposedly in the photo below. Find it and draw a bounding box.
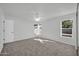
[41,13,76,46]
[14,19,35,41]
[0,8,4,53]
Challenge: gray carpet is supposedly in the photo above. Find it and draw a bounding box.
[0,37,77,56]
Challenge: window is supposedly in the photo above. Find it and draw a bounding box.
[61,20,73,37]
[34,24,42,36]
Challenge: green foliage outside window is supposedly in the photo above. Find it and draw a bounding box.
[62,20,73,28]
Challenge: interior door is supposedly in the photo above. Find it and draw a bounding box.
[5,20,14,43]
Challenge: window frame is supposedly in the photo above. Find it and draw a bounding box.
[60,19,73,38]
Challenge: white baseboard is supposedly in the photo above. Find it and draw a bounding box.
[5,37,34,44]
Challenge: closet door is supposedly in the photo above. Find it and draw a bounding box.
[5,20,14,43]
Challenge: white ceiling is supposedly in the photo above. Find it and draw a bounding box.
[0,3,77,21]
